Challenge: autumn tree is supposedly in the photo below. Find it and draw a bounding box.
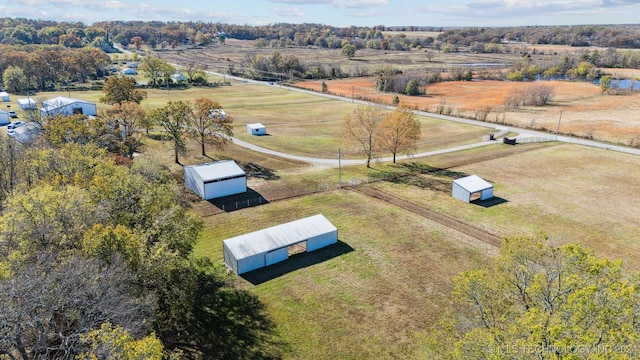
[102,101,147,157]
[380,104,421,163]
[3,66,28,93]
[147,100,191,163]
[100,75,147,105]
[182,60,207,83]
[130,36,143,50]
[341,43,356,60]
[429,234,640,359]
[188,98,233,157]
[0,254,153,360]
[140,56,174,87]
[343,106,386,168]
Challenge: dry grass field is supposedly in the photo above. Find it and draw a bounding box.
[155,40,640,147]
[295,77,640,145]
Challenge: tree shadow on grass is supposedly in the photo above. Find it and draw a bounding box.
[241,240,354,285]
[472,196,509,208]
[208,187,270,212]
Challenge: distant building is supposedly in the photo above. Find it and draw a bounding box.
[18,98,36,110]
[40,97,97,117]
[0,92,10,102]
[0,109,9,125]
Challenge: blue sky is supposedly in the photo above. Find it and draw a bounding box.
[2,0,639,27]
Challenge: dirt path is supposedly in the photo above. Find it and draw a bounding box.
[350,185,503,248]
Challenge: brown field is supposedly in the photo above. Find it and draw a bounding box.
[295,77,640,145]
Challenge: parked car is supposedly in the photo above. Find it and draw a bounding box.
[8,110,17,118]
[7,121,23,130]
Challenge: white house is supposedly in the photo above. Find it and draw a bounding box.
[18,98,36,110]
[452,175,494,203]
[246,123,266,136]
[0,110,9,125]
[40,97,97,117]
[0,92,10,102]
[183,160,246,200]
[223,214,338,275]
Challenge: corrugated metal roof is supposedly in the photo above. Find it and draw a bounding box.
[185,160,245,182]
[224,214,337,259]
[246,123,265,129]
[453,175,493,193]
[42,97,94,111]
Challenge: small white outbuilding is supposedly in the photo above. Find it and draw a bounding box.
[223,214,338,275]
[18,98,36,110]
[40,97,97,117]
[452,175,494,203]
[0,92,9,102]
[0,110,9,125]
[246,123,266,136]
[183,160,246,200]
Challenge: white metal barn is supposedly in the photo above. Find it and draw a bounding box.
[18,98,36,110]
[0,110,9,125]
[183,160,246,200]
[223,214,338,275]
[40,97,97,117]
[246,123,266,136]
[452,175,494,203]
[0,92,9,102]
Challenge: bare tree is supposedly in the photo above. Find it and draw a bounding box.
[343,106,385,168]
[188,98,233,157]
[0,253,153,360]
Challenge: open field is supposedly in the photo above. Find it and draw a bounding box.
[295,77,640,146]
[155,42,640,147]
[193,140,640,358]
[20,85,492,160]
[21,68,640,358]
[195,191,492,359]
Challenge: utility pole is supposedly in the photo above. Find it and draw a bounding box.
[338,148,342,190]
[351,86,354,103]
[555,110,563,140]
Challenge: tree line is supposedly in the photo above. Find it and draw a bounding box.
[0,78,279,359]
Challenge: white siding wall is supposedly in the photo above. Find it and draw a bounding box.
[0,113,8,125]
[203,176,246,199]
[237,253,266,274]
[265,248,288,266]
[481,188,494,200]
[223,244,238,274]
[451,182,471,203]
[307,230,338,252]
[183,167,205,198]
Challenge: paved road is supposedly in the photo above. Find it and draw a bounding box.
[231,137,498,167]
[121,47,640,160]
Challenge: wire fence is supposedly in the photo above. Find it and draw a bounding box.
[215,183,333,213]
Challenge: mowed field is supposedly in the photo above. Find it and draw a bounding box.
[18,73,640,358]
[195,141,640,359]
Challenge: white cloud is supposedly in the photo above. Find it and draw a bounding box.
[271,0,388,8]
[274,7,305,16]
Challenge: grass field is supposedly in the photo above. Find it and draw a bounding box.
[193,139,640,358]
[12,65,640,358]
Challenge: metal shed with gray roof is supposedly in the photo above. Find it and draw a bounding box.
[184,160,246,200]
[223,214,338,275]
[452,175,494,203]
